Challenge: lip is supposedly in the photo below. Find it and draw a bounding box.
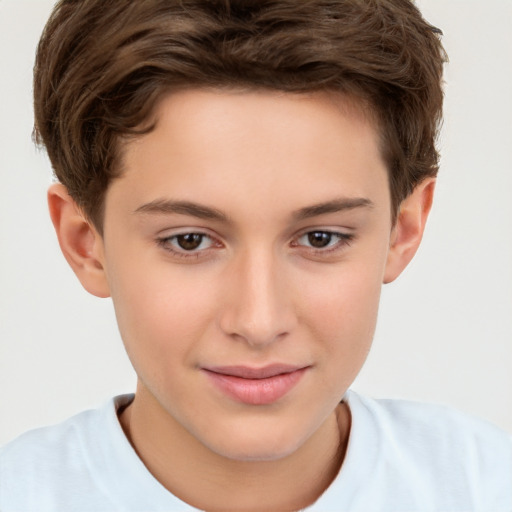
[202,364,309,405]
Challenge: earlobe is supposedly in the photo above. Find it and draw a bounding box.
[48,183,110,298]
[383,178,436,284]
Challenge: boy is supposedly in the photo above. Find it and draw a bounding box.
[1,0,510,510]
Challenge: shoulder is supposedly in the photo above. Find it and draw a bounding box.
[1,405,98,456]
[1,405,99,480]
[349,391,511,451]
[0,397,119,469]
[342,391,512,509]
[0,396,133,511]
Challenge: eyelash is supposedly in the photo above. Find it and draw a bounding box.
[156,229,354,260]
[156,232,220,260]
[292,231,354,253]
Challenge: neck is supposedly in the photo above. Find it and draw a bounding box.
[119,385,351,512]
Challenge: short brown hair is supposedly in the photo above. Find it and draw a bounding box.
[34,0,447,229]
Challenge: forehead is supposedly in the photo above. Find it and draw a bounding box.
[109,88,390,223]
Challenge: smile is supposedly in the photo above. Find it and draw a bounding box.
[202,364,309,405]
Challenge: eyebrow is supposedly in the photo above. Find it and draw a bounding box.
[134,200,229,222]
[292,197,374,220]
[134,196,374,222]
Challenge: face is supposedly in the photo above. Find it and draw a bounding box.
[100,89,393,461]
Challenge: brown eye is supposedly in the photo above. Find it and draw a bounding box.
[176,233,204,251]
[158,231,219,258]
[307,231,333,248]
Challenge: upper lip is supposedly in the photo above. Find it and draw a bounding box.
[203,364,308,379]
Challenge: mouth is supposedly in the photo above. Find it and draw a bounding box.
[202,364,309,405]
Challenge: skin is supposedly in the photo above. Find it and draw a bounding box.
[49,89,434,511]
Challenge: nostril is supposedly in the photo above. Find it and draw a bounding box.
[226,326,289,348]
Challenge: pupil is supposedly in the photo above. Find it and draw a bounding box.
[177,234,203,250]
[308,232,331,248]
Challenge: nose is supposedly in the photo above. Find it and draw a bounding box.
[219,248,296,348]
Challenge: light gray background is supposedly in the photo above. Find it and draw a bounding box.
[1,0,511,445]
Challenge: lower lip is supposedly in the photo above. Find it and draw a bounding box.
[204,368,308,405]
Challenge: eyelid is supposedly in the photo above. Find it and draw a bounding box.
[293,226,354,241]
[155,226,355,261]
[156,228,223,258]
[291,228,355,253]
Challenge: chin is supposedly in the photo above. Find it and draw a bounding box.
[215,443,299,463]
[203,422,307,462]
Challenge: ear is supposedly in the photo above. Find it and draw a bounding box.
[383,178,436,284]
[48,183,110,298]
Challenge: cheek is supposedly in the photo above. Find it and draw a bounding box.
[303,260,381,323]
[107,260,218,368]
[299,261,383,364]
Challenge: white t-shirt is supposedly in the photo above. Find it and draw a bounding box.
[1,391,511,511]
